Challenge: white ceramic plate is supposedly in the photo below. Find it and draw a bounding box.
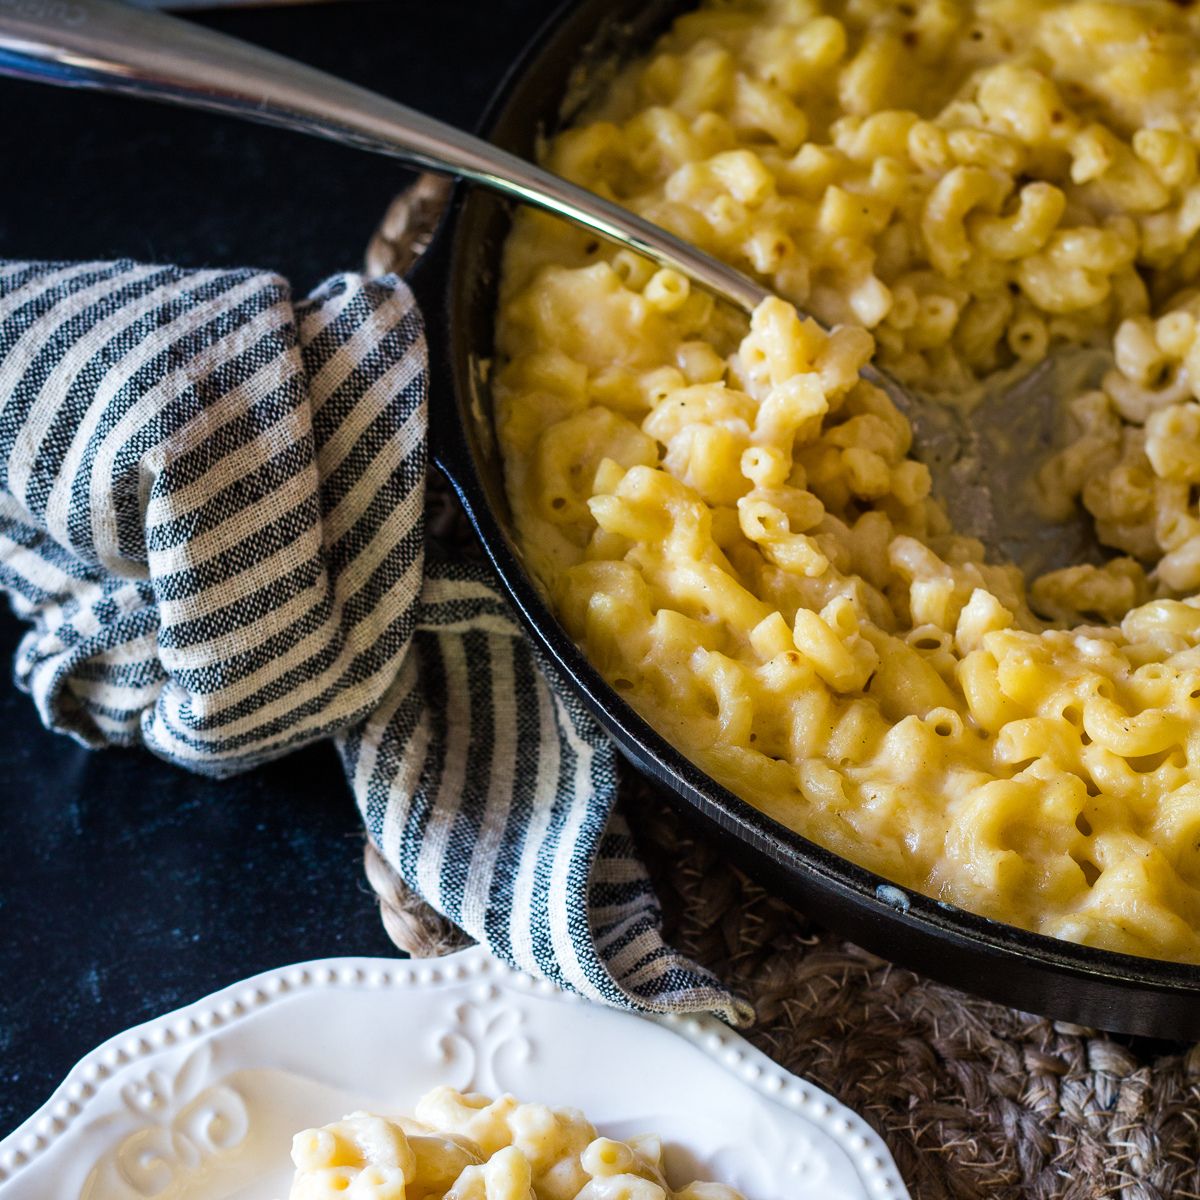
[0,947,909,1200]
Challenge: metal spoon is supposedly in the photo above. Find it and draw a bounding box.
[0,0,1095,573]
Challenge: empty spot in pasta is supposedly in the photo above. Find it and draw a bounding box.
[1084,777,1101,796]
[932,717,956,736]
[969,27,984,39]
[1062,705,1082,726]
[584,240,599,255]
[700,694,719,717]
[913,634,945,651]
[1076,812,1093,836]
[749,732,757,742]
[1072,854,1102,887]
[613,678,633,691]
[550,497,567,510]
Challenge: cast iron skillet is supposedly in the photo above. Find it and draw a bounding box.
[425,0,1200,1037]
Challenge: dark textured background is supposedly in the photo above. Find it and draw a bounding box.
[0,0,560,1137]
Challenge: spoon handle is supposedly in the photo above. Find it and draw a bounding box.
[0,0,770,313]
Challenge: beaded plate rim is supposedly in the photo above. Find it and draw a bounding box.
[0,945,908,1198]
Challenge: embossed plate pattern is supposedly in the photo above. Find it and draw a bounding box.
[0,946,909,1200]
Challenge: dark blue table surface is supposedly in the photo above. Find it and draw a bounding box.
[0,0,561,1138]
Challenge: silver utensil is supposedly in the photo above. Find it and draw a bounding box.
[0,0,769,312]
[0,0,1093,574]
[133,1,369,9]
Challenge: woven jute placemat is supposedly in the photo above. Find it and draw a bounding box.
[366,178,1200,1200]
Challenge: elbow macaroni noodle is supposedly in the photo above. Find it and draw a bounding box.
[288,1088,743,1200]
[494,0,1200,963]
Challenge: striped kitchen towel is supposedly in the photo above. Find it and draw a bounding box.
[0,259,748,1022]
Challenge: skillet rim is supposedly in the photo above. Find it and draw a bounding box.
[426,0,1200,1035]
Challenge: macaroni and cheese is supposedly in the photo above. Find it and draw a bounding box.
[494,0,1200,962]
[288,1087,743,1200]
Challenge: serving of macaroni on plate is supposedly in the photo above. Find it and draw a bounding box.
[493,0,1200,964]
[288,1087,742,1200]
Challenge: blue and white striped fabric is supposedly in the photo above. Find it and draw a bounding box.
[0,259,748,1023]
